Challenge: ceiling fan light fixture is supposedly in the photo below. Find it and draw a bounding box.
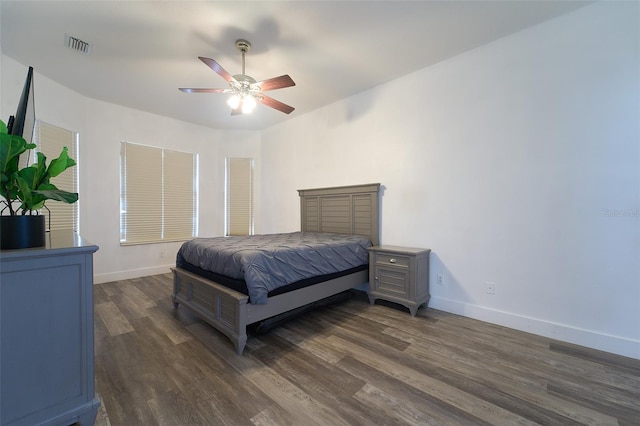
[227,94,241,109]
[227,94,258,114]
[227,93,257,114]
[242,95,257,114]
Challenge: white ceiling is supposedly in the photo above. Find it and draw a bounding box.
[1,1,590,131]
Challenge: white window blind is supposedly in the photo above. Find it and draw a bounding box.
[164,149,197,241]
[34,120,79,231]
[120,142,197,245]
[225,158,253,236]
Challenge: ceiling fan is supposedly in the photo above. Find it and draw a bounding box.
[179,39,295,115]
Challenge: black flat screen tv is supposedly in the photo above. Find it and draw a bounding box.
[7,66,36,145]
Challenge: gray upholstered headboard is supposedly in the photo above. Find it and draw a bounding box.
[298,183,381,246]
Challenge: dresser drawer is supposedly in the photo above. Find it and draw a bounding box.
[374,253,410,267]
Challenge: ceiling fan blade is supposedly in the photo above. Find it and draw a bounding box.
[254,75,296,91]
[258,95,295,114]
[198,57,235,83]
[179,88,227,93]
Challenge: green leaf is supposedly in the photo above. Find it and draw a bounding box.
[33,152,49,185]
[47,147,76,178]
[15,163,48,211]
[15,173,36,210]
[17,161,44,191]
[33,189,79,204]
[0,133,33,175]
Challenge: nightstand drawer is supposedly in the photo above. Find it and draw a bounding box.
[375,253,410,268]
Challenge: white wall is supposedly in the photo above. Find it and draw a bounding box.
[260,2,640,359]
[1,56,262,283]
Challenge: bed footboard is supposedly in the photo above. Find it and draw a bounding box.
[171,266,369,355]
[172,267,249,354]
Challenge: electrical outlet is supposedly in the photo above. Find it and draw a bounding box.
[485,282,495,294]
[437,273,445,286]
[159,250,165,259]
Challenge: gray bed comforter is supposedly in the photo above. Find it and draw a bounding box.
[177,232,371,304]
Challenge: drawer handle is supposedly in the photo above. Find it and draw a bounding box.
[389,258,397,264]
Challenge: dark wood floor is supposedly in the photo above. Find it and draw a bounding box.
[93,273,640,426]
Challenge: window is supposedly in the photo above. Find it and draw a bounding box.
[120,142,197,245]
[34,120,79,231]
[225,158,253,236]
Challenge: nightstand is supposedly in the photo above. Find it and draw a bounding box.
[367,245,431,316]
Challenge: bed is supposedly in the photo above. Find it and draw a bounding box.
[171,183,381,355]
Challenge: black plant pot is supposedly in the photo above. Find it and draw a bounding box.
[0,215,46,250]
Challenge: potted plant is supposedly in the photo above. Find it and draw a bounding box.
[0,119,78,249]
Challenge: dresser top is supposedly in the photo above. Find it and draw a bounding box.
[0,230,98,259]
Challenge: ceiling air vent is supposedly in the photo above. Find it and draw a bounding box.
[64,34,92,55]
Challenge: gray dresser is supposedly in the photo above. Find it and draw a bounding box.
[368,245,431,316]
[0,231,100,426]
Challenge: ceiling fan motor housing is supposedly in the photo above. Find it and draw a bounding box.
[233,74,256,85]
[235,39,251,52]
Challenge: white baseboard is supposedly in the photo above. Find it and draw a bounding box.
[94,264,173,284]
[429,296,640,360]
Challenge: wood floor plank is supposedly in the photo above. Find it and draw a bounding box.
[94,283,111,305]
[389,327,549,393]
[96,336,168,424]
[172,341,275,423]
[109,293,149,321]
[546,381,640,426]
[250,404,298,426]
[396,345,577,425]
[95,301,134,336]
[324,334,540,425]
[189,323,354,425]
[99,280,127,297]
[251,334,381,426]
[133,273,175,302]
[120,281,156,309]
[314,308,412,354]
[550,341,640,375]
[243,362,352,426]
[338,356,488,426]
[270,325,346,364]
[145,305,193,345]
[94,274,640,426]
[146,388,209,426]
[379,315,633,424]
[354,382,473,426]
